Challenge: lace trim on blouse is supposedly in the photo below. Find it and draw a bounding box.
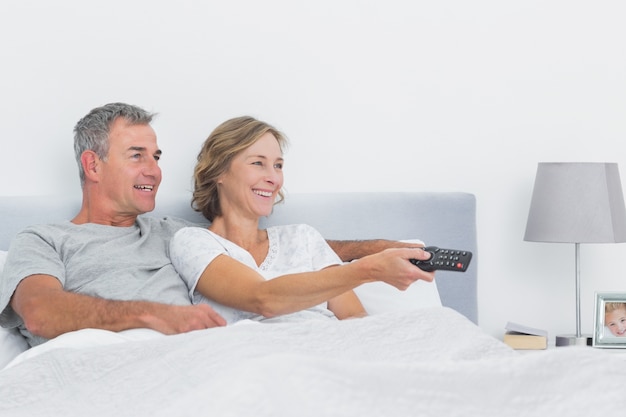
[259,227,278,271]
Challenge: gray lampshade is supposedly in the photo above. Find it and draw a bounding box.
[524,162,626,243]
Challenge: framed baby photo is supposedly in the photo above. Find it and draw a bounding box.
[593,292,626,348]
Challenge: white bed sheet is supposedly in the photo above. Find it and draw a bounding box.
[0,307,624,416]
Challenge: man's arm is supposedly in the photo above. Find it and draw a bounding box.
[326,239,424,262]
[11,274,226,340]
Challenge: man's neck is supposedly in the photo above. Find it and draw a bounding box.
[72,194,139,227]
[71,209,138,227]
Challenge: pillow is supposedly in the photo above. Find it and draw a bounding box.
[352,239,442,314]
[0,250,30,369]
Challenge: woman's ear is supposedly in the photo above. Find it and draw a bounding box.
[81,151,100,182]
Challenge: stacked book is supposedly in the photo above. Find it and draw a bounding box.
[503,322,548,350]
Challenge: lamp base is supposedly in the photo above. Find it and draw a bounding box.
[555,334,592,347]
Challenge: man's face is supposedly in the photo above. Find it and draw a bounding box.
[97,118,162,219]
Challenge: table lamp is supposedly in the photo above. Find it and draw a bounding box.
[524,162,626,346]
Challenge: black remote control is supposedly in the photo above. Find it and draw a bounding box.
[409,246,472,272]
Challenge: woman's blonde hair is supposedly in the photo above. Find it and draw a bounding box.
[192,116,289,222]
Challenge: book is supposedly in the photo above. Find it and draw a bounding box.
[503,322,548,350]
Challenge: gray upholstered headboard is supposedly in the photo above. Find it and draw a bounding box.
[0,192,478,323]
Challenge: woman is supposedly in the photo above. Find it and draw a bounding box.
[169,116,433,324]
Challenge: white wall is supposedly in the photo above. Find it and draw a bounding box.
[1,0,625,341]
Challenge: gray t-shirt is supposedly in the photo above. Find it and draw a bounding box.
[0,216,193,346]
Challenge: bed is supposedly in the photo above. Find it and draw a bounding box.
[0,192,624,416]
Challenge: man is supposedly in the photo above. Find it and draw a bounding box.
[0,103,433,347]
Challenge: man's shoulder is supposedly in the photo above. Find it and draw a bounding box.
[137,215,206,236]
[17,221,75,238]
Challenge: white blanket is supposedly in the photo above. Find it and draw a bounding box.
[0,307,624,416]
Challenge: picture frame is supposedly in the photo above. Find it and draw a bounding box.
[593,292,626,348]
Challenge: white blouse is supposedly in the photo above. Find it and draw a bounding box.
[169,223,342,324]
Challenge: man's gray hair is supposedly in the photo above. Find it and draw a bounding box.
[73,102,156,186]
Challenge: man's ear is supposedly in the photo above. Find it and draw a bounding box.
[81,151,100,181]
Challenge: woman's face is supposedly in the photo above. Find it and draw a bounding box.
[605,307,626,337]
[218,132,284,219]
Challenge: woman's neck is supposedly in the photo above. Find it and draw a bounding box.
[209,215,266,251]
